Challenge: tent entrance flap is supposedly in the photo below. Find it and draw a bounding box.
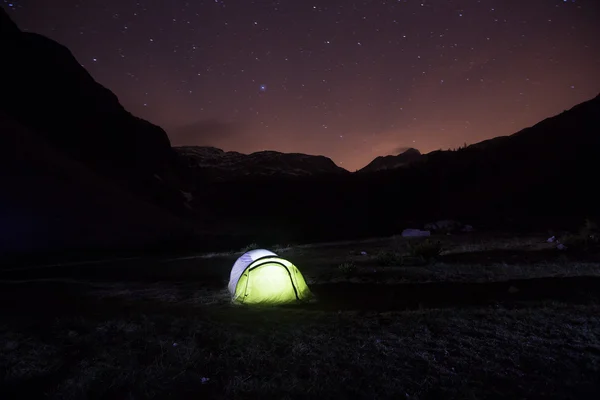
[249,260,299,300]
[241,263,299,304]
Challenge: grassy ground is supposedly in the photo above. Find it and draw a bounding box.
[1,233,600,399]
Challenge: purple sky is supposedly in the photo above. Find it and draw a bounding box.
[7,0,600,170]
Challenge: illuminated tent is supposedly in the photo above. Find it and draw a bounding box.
[228,249,312,305]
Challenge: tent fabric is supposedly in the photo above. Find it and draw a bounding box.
[228,249,277,295]
[228,249,312,305]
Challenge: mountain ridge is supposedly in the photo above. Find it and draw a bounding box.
[171,92,600,179]
[358,148,423,173]
[174,145,349,181]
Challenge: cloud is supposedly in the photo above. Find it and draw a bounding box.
[168,119,239,147]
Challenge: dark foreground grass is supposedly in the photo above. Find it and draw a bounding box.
[1,234,600,399]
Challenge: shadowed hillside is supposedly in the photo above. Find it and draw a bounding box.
[0,113,195,256]
[0,8,202,260]
[193,93,600,243]
[0,7,191,218]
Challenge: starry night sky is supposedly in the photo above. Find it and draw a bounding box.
[6,0,600,170]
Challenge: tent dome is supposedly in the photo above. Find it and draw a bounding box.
[228,249,312,305]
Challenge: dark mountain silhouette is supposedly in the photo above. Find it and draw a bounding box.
[0,7,201,259]
[192,93,600,242]
[175,146,349,182]
[0,7,190,218]
[0,5,18,33]
[358,148,422,173]
[0,112,195,256]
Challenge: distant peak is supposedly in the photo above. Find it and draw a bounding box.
[359,146,423,173]
[400,148,421,156]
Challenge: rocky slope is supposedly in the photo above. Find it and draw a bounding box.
[175,146,349,182]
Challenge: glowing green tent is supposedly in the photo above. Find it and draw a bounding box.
[228,249,312,305]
